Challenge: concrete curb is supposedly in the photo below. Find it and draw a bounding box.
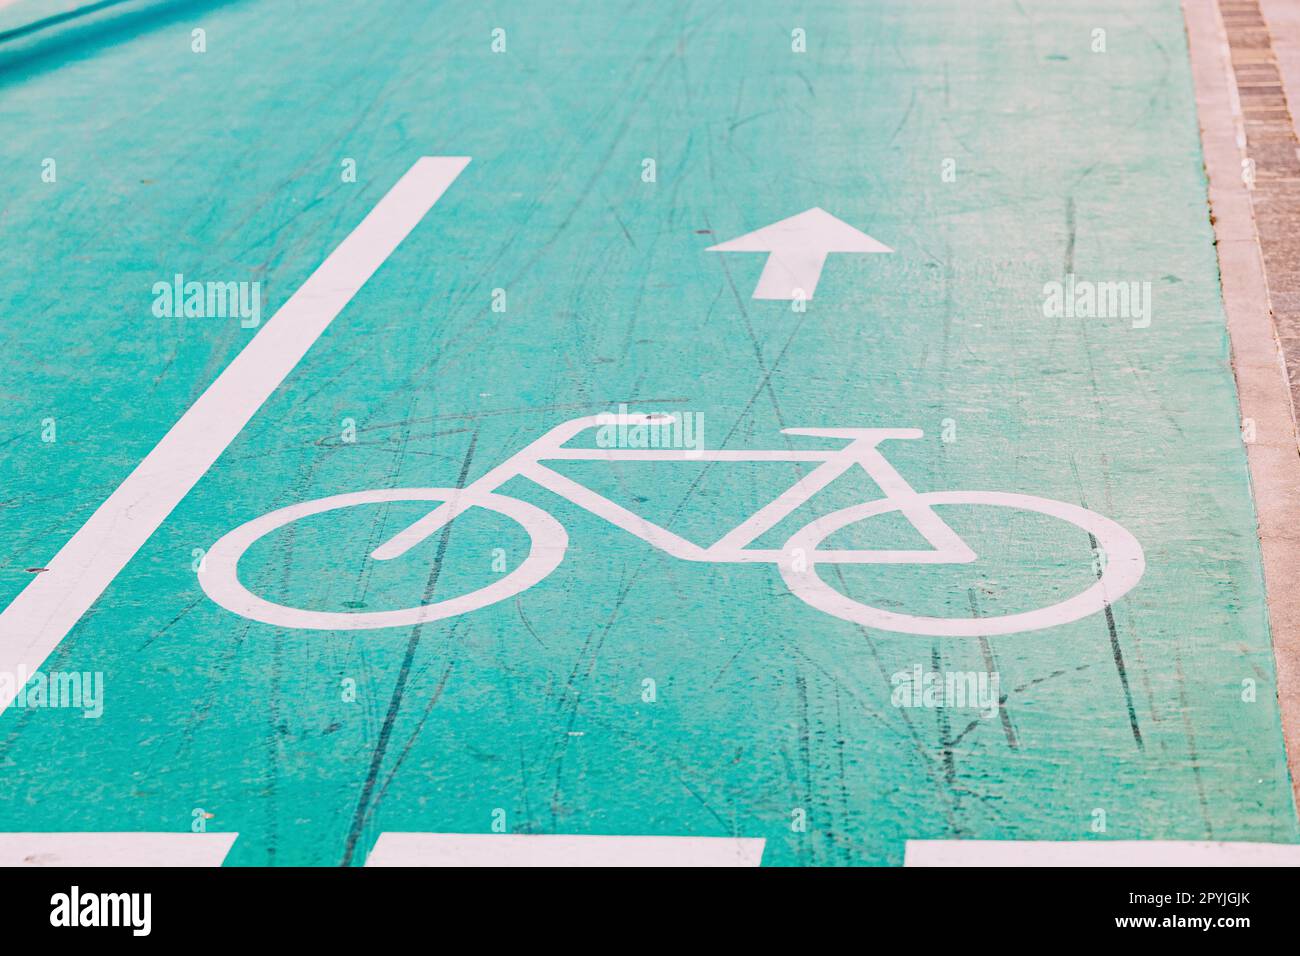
[1183,0,1300,813]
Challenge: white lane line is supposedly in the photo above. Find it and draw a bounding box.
[904,839,1300,866]
[365,833,766,867]
[0,832,238,867]
[0,156,470,716]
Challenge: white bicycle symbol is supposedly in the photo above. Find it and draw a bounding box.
[200,413,1145,636]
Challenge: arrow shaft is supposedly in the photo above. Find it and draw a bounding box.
[753,249,830,300]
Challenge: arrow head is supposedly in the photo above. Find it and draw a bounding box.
[706,208,892,300]
[706,207,892,254]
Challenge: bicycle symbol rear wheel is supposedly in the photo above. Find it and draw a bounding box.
[200,488,568,630]
[780,490,1145,637]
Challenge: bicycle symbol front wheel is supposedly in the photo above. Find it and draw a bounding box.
[200,488,568,630]
[780,490,1145,637]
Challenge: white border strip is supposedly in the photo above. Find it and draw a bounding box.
[365,833,766,867]
[0,157,470,716]
[0,832,238,867]
[905,839,1300,867]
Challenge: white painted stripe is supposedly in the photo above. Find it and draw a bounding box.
[904,839,1300,867]
[0,832,238,867]
[365,833,765,867]
[0,157,469,716]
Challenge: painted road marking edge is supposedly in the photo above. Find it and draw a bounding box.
[0,156,470,717]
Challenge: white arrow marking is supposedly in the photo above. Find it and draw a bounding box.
[707,207,892,300]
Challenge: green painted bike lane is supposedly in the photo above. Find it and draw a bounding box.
[0,0,1294,865]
